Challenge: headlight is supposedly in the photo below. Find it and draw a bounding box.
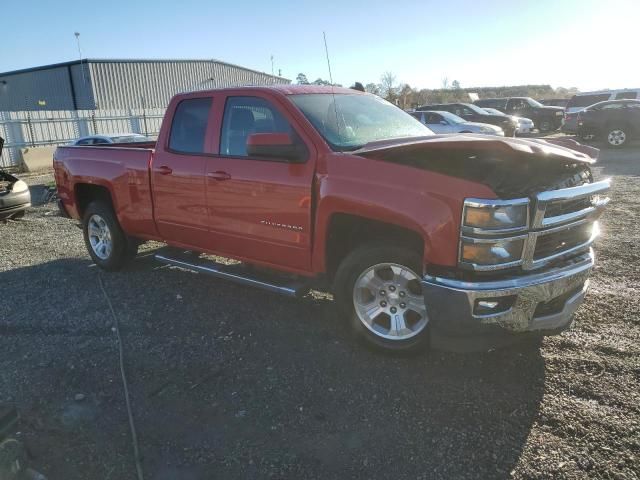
[463,198,529,232]
[555,111,563,116]
[461,237,525,266]
[10,180,29,193]
[480,127,493,133]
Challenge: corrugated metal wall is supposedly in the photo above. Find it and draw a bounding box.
[89,60,289,109]
[0,60,289,112]
[0,66,79,111]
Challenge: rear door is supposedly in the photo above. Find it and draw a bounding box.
[204,93,316,271]
[151,95,215,248]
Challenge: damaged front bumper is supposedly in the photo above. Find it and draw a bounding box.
[422,250,594,350]
[0,172,31,220]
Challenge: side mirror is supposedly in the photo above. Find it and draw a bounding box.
[246,133,307,163]
[439,120,448,125]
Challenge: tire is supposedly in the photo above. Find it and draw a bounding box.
[538,118,554,133]
[333,244,429,353]
[605,126,627,148]
[82,201,138,271]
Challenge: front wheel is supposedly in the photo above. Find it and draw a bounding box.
[82,201,138,271]
[333,244,430,353]
[606,127,627,148]
[538,118,555,132]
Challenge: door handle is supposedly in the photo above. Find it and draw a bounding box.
[157,166,173,175]
[208,171,231,181]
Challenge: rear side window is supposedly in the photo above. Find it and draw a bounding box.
[220,96,292,157]
[169,97,212,154]
[614,91,638,100]
[567,94,611,109]
[598,103,625,110]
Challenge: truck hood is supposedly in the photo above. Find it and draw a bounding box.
[354,134,596,198]
[539,106,565,114]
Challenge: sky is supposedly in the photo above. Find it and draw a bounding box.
[4,0,639,92]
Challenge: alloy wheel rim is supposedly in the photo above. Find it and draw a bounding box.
[88,214,113,260]
[353,263,428,341]
[608,130,625,146]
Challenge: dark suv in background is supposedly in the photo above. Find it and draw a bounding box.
[539,98,570,108]
[577,100,640,147]
[474,97,565,132]
[416,102,518,136]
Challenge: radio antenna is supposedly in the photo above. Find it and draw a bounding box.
[323,31,341,140]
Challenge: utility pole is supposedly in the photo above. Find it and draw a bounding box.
[270,55,274,76]
[74,32,86,86]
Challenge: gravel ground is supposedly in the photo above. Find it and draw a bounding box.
[1,146,639,479]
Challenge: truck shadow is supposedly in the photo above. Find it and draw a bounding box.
[1,256,545,479]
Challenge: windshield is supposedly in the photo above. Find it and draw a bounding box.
[290,94,433,151]
[526,97,544,108]
[463,103,491,115]
[437,111,466,124]
[484,107,507,117]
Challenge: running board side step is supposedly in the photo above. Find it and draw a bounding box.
[155,253,309,298]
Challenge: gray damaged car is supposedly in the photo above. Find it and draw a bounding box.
[0,137,31,220]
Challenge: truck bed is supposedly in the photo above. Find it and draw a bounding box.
[54,143,159,239]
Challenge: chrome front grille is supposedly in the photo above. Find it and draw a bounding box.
[459,179,610,272]
[544,197,592,218]
[532,222,594,260]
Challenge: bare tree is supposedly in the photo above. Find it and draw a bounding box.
[452,79,461,89]
[365,83,380,95]
[398,84,414,110]
[380,72,398,101]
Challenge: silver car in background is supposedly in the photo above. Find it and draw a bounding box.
[70,133,152,146]
[482,108,534,135]
[410,110,504,136]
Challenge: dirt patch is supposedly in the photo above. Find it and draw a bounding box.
[0,147,638,479]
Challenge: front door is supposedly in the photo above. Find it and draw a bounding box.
[152,96,213,248]
[205,94,315,272]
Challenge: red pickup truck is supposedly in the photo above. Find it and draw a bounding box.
[54,85,610,352]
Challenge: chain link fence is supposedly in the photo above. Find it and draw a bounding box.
[0,108,165,170]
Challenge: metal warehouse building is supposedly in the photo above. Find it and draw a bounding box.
[0,59,290,111]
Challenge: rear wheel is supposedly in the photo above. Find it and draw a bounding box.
[538,118,555,132]
[606,127,627,148]
[333,244,429,353]
[82,201,138,271]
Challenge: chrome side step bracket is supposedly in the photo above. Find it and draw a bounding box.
[154,253,308,298]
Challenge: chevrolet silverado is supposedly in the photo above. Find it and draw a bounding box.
[54,86,610,352]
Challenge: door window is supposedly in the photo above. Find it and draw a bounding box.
[169,97,212,154]
[424,112,443,124]
[220,97,292,157]
[598,102,625,110]
[614,91,638,100]
[509,99,528,112]
[453,106,473,117]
